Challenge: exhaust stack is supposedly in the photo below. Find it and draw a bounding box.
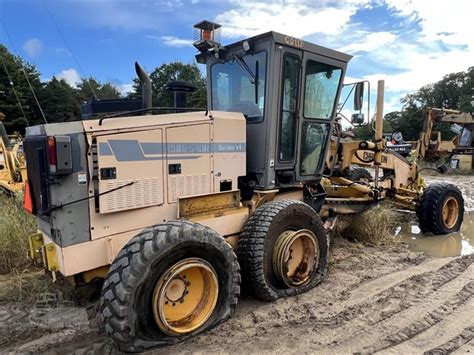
[135,62,152,112]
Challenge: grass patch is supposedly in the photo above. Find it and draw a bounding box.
[0,193,36,274]
[334,203,402,246]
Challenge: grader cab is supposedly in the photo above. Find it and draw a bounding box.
[22,21,464,351]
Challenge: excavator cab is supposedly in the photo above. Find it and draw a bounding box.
[194,20,353,193]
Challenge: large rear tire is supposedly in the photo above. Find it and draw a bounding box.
[238,200,328,301]
[417,183,464,234]
[100,221,240,352]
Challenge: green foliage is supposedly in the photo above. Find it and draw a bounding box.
[0,193,36,274]
[41,78,80,123]
[352,118,393,141]
[129,61,207,108]
[0,45,44,132]
[0,45,125,132]
[386,67,473,141]
[76,77,121,103]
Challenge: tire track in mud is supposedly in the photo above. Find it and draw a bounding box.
[423,326,474,355]
[291,255,472,330]
[257,256,456,331]
[364,283,474,353]
[0,304,52,349]
[316,263,474,352]
[175,255,473,353]
[388,300,474,354]
[453,339,474,354]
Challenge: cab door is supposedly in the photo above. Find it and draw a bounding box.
[296,52,345,182]
[275,48,302,171]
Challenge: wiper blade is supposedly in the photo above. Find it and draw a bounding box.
[233,54,256,83]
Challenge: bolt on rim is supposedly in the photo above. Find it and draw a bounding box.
[152,257,219,335]
[272,229,319,287]
[442,196,459,229]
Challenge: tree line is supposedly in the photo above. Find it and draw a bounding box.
[0,44,206,133]
[354,67,473,141]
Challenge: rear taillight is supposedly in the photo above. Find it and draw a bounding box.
[47,136,57,173]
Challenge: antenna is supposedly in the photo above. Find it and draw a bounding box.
[41,0,100,99]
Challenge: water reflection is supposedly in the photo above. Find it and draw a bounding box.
[396,212,474,257]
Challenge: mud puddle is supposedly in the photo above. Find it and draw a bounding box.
[396,211,474,257]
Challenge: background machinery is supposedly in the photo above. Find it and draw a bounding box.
[416,108,473,172]
[22,21,465,351]
[0,112,26,195]
[384,107,474,172]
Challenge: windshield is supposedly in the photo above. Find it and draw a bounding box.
[211,51,266,122]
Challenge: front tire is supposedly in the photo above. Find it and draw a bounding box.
[238,200,328,301]
[100,221,240,352]
[417,183,464,234]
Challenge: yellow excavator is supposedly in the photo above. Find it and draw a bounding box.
[0,112,26,195]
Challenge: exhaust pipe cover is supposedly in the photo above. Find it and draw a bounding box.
[135,62,152,112]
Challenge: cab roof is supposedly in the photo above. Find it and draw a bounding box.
[223,31,352,63]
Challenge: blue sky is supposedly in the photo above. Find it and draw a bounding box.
[1,0,472,112]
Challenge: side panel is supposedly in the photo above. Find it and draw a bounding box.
[166,123,212,203]
[89,128,172,240]
[96,129,165,213]
[212,116,246,191]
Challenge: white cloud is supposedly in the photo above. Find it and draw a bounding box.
[215,1,368,39]
[117,83,133,95]
[385,0,473,47]
[212,0,471,104]
[339,31,397,53]
[55,68,82,87]
[22,38,43,58]
[146,35,193,47]
[370,0,474,93]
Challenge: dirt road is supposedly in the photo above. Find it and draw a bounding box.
[1,175,473,354]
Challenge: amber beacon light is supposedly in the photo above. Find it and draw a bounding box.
[193,20,222,52]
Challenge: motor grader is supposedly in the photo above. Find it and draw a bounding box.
[0,112,26,195]
[23,20,464,351]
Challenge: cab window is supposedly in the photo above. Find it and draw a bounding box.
[279,54,301,161]
[211,51,266,122]
[304,61,342,120]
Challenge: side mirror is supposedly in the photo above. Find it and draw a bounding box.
[351,113,365,125]
[353,82,364,111]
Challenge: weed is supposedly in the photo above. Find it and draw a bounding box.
[334,203,402,246]
[0,193,36,274]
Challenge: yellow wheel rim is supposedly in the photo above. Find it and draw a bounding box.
[152,258,219,335]
[273,229,319,287]
[442,196,459,229]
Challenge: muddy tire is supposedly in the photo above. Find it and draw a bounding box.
[100,221,240,352]
[238,200,328,301]
[345,167,373,183]
[417,183,464,234]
